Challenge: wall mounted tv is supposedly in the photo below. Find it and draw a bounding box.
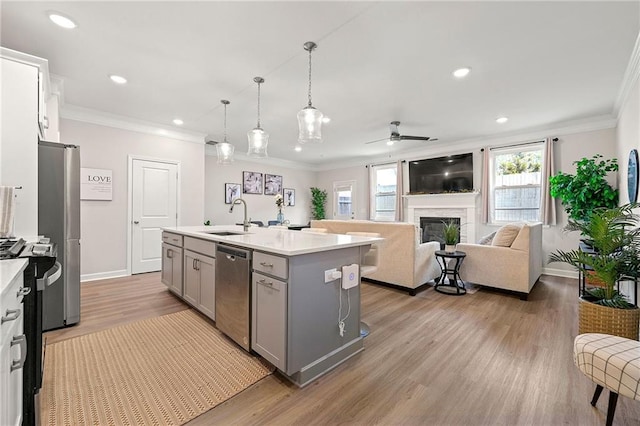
[409,153,473,194]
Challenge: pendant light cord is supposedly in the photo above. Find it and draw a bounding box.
[307,48,313,107]
[257,81,261,128]
[223,102,228,143]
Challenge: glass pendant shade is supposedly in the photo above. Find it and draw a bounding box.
[247,127,269,158]
[297,106,323,144]
[216,141,234,165]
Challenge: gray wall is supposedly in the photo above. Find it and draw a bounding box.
[60,119,205,280]
[204,155,317,226]
[616,77,640,203]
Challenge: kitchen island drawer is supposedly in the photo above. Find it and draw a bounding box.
[184,236,216,257]
[253,251,288,280]
[162,232,183,247]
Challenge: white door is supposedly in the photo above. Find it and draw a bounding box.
[131,159,178,274]
[333,180,356,220]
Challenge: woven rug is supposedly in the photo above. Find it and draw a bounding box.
[41,310,273,425]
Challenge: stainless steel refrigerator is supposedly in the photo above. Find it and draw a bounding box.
[38,140,81,331]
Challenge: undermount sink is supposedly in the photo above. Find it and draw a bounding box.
[203,231,246,236]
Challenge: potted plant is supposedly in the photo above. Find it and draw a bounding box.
[442,220,459,253]
[548,204,640,339]
[549,154,618,223]
[310,187,328,220]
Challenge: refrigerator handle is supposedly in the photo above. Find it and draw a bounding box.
[37,261,62,291]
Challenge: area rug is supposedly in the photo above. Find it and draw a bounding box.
[41,310,273,425]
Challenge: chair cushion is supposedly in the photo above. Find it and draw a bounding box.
[574,333,640,402]
[477,231,496,245]
[491,224,522,247]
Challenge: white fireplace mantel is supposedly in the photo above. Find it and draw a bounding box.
[404,192,481,243]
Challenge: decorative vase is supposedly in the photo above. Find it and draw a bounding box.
[445,244,456,253]
[277,211,284,225]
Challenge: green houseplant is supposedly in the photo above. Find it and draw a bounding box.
[442,220,459,253]
[548,204,640,339]
[310,187,328,220]
[549,154,618,222]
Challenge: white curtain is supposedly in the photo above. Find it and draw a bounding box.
[481,148,490,223]
[395,160,404,221]
[541,137,557,225]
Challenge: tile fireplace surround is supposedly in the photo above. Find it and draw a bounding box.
[404,192,481,244]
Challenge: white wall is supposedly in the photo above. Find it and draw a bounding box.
[60,119,205,280]
[204,155,317,226]
[616,77,640,202]
[316,165,369,219]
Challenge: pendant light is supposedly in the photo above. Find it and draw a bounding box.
[297,41,324,144]
[247,77,269,158]
[216,100,234,164]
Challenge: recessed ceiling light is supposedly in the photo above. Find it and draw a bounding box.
[453,67,471,78]
[386,140,394,146]
[109,74,127,84]
[496,116,509,124]
[294,146,302,152]
[172,118,183,126]
[48,12,77,29]
[322,116,331,123]
[157,129,168,136]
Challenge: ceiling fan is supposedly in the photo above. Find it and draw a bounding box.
[365,121,437,145]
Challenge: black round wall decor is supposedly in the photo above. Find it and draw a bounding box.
[628,149,639,203]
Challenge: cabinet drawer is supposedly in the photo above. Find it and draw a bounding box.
[1,270,25,343]
[184,237,216,257]
[162,232,183,247]
[254,252,288,280]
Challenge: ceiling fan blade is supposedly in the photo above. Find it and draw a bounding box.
[399,135,431,141]
[205,140,221,145]
[364,137,390,145]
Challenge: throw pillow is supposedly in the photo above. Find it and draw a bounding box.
[491,224,522,247]
[477,231,496,245]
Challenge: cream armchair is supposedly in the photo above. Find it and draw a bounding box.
[457,222,543,300]
[311,220,441,295]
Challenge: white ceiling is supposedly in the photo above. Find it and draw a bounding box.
[2,1,639,166]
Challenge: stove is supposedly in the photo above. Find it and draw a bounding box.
[0,236,58,426]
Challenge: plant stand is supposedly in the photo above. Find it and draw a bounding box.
[578,297,640,340]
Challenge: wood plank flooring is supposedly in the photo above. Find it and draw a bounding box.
[45,273,640,425]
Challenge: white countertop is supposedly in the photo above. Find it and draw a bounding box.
[162,225,384,256]
[0,259,28,298]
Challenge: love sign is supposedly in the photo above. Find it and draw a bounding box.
[81,168,113,200]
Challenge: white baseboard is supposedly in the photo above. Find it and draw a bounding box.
[81,269,129,282]
[542,267,578,279]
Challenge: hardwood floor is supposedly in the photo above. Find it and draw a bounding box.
[45,273,640,425]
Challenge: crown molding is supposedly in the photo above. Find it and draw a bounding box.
[313,114,618,171]
[60,104,207,144]
[204,144,318,171]
[49,74,65,105]
[614,30,640,118]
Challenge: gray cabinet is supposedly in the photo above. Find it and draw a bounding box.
[161,232,183,296]
[183,241,216,321]
[161,243,183,295]
[251,252,288,371]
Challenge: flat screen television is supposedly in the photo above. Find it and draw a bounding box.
[409,153,473,194]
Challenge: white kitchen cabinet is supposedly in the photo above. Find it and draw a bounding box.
[183,249,216,320]
[161,243,183,296]
[252,271,287,371]
[1,260,28,426]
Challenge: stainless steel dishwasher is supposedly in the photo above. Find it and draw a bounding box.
[215,244,252,351]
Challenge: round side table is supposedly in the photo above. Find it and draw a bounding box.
[434,250,467,295]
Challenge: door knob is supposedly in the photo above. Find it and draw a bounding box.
[133,221,139,224]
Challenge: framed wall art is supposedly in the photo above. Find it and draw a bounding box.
[628,149,639,203]
[243,171,263,194]
[264,174,283,195]
[225,183,241,204]
[284,188,295,206]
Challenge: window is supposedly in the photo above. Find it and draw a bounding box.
[369,163,397,221]
[490,144,544,223]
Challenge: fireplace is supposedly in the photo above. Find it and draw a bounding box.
[420,217,460,247]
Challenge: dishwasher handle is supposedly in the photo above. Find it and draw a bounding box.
[216,244,252,260]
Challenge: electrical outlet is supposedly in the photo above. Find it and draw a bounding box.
[325,268,337,283]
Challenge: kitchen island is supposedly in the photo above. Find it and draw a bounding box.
[161,225,382,387]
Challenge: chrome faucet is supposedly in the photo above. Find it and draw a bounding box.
[229,198,249,232]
